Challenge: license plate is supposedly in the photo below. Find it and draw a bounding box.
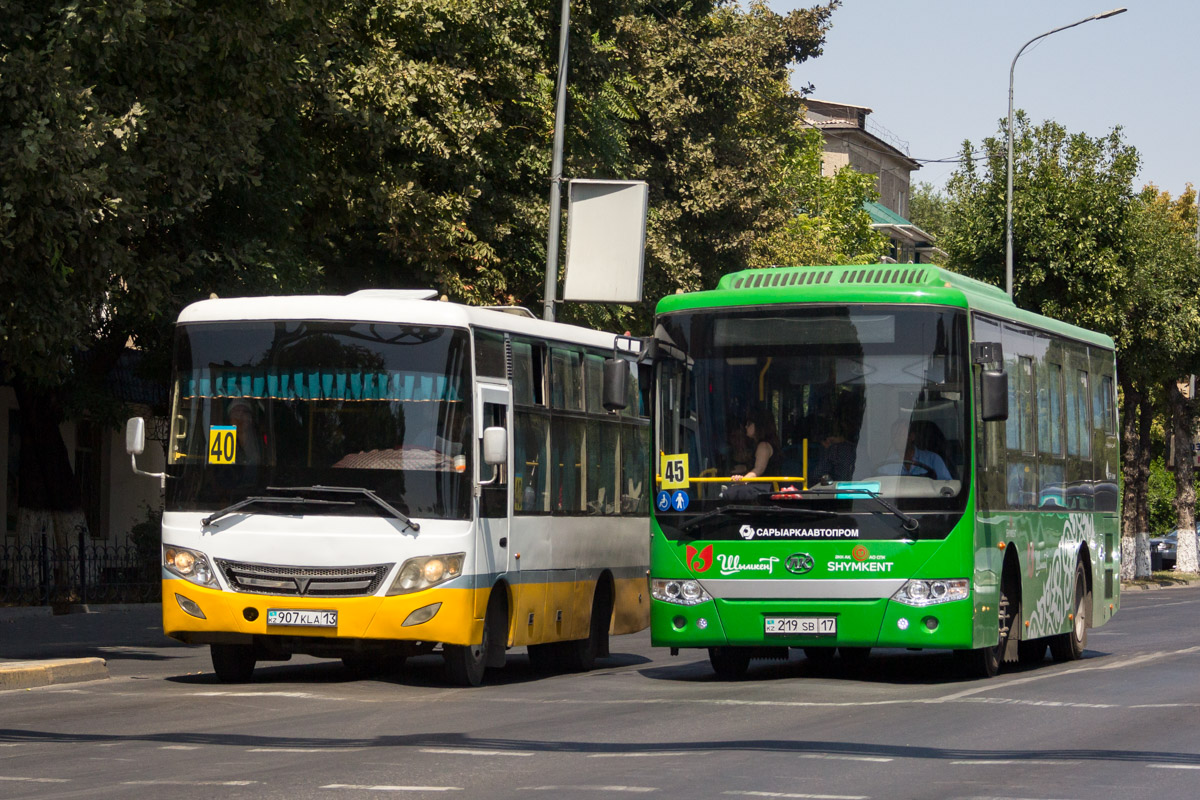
[764,616,836,636]
[266,609,338,628]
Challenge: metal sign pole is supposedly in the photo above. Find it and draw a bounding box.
[543,0,571,322]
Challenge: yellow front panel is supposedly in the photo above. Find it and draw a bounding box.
[163,579,485,647]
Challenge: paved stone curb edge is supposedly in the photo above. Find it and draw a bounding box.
[0,658,109,691]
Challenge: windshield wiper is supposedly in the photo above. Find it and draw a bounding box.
[798,487,919,532]
[267,485,420,533]
[202,495,355,527]
[680,504,834,533]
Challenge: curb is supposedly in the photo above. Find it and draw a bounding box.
[0,658,109,691]
[0,603,153,622]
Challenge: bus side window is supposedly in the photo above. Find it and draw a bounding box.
[514,411,549,514]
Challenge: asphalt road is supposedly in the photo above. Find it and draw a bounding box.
[2,586,1200,800]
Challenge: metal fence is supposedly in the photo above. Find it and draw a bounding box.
[0,534,159,606]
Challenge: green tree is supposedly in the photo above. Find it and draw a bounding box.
[0,1,323,552]
[908,180,950,241]
[0,0,841,553]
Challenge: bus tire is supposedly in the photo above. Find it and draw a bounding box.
[445,589,506,686]
[708,647,752,679]
[562,582,612,672]
[957,562,1016,679]
[211,643,256,683]
[1049,560,1089,662]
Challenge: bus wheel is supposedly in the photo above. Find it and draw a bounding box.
[211,643,256,683]
[1049,560,1089,662]
[708,647,752,679]
[563,583,612,672]
[445,590,507,686]
[957,567,1015,679]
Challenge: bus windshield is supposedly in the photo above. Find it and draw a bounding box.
[166,321,472,520]
[655,305,969,529]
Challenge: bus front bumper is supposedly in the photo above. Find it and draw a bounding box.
[651,595,977,651]
[163,579,484,647]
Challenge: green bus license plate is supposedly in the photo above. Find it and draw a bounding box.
[764,616,836,636]
[266,609,338,627]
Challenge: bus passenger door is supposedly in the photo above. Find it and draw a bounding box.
[475,385,511,619]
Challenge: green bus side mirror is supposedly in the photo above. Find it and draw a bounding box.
[981,370,1009,422]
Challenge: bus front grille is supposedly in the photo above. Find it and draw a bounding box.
[215,559,394,597]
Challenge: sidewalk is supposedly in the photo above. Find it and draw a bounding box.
[0,603,165,691]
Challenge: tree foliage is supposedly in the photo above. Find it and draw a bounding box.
[0,0,846,531]
[940,113,1139,335]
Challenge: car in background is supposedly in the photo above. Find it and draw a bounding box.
[1150,530,1200,571]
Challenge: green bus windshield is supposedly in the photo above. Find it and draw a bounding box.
[654,304,969,538]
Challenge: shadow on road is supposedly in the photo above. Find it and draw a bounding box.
[636,647,1113,685]
[0,723,1187,766]
[164,649,653,688]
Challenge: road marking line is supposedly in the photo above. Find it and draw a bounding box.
[160,745,200,750]
[932,647,1200,703]
[419,748,533,757]
[250,748,361,753]
[588,752,708,758]
[190,691,331,699]
[522,786,657,793]
[124,780,258,786]
[723,792,869,799]
[0,776,71,783]
[799,754,892,763]
[958,697,1116,709]
[1147,764,1200,770]
[949,759,1080,766]
[323,785,461,792]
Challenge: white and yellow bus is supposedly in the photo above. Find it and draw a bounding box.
[127,289,650,685]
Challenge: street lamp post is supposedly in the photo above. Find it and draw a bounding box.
[1005,8,1127,299]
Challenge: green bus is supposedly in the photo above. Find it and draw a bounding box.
[648,264,1120,678]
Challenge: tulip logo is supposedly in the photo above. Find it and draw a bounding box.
[686,544,713,573]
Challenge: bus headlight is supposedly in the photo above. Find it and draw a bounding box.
[387,553,464,595]
[163,545,219,588]
[891,578,969,607]
[651,578,712,606]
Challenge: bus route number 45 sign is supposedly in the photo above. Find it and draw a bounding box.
[661,453,690,490]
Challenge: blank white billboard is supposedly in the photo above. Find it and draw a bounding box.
[563,179,648,303]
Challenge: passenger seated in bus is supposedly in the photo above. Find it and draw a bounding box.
[723,417,754,475]
[877,419,951,480]
[731,405,782,482]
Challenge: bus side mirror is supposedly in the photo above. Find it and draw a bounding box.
[126,417,146,455]
[482,426,507,466]
[981,370,1009,422]
[603,358,628,412]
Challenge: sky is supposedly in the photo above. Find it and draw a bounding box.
[767,0,1195,198]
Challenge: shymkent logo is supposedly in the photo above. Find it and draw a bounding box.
[686,544,713,573]
[785,553,815,574]
[739,525,756,540]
